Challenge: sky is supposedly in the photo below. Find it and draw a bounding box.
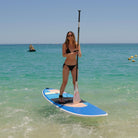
[0,0,138,44]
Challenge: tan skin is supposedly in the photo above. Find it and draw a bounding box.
[59,32,81,103]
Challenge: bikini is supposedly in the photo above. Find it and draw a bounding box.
[63,48,76,71]
[59,47,77,103]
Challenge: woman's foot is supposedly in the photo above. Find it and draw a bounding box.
[59,95,65,104]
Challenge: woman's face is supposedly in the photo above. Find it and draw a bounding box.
[67,32,73,40]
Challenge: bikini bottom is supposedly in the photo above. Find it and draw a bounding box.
[63,63,76,71]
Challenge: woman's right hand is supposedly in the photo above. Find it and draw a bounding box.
[73,50,79,55]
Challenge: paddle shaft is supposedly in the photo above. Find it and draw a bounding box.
[76,10,81,82]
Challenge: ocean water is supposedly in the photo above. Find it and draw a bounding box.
[0,44,138,138]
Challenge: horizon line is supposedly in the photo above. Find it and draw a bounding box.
[0,42,138,45]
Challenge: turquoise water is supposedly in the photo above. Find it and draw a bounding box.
[0,44,138,138]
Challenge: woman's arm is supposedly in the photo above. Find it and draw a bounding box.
[78,44,81,57]
[75,42,81,57]
[62,43,69,57]
[75,44,81,57]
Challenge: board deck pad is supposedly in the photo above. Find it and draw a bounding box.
[42,88,108,117]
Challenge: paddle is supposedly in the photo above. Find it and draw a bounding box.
[73,10,81,104]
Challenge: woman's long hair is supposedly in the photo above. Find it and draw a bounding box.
[64,31,76,48]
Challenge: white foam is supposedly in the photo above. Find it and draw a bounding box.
[60,123,94,138]
[5,108,27,118]
[11,116,33,131]
[24,127,34,138]
[24,88,29,91]
[8,136,14,138]
[16,116,33,128]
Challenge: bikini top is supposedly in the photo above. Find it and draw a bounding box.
[66,48,71,54]
[66,44,77,54]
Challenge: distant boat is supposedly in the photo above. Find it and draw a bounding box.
[28,44,36,52]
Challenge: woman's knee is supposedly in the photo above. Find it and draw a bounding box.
[63,80,68,86]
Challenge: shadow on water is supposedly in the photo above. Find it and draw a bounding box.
[69,115,107,127]
[37,105,60,118]
[37,104,108,128]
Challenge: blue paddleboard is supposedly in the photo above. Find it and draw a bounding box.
[42,88,108,117]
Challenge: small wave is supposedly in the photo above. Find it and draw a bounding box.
[60,123,96,138]
[24,88,29,91]
[5,108,27,118]
[0,101,6,105]
[17,116,33,128]
[1,116,34,138]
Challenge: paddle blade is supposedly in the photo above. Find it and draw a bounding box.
[73,82,81,104]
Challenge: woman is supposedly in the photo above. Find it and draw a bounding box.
[59,31,81,103]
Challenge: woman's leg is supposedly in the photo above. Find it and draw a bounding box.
[59,65,69,102]
[71,66,77,89]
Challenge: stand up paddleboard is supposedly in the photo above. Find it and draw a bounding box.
[42,88,108,117]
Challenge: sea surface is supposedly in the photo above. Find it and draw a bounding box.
[0,44,138,138]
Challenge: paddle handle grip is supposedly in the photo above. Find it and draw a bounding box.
[77,10,81,46]
[76,10,81,82]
